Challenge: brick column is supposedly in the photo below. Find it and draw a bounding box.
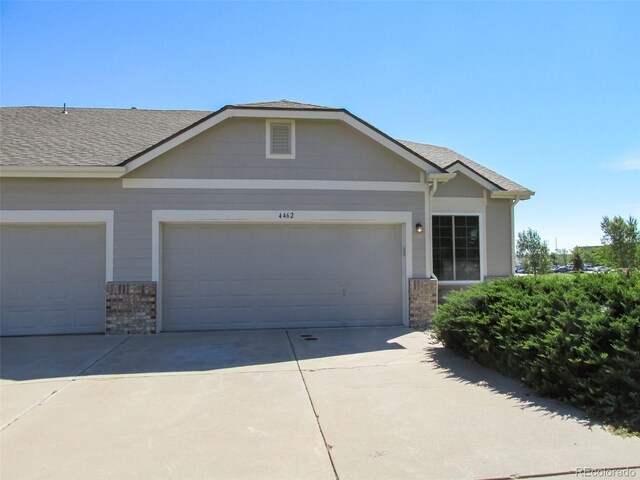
[408,278,438,330]
[106,282,157,334]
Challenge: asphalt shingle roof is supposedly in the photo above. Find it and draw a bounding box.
[233,99,338,110]
[399,140,529,192]
[0,103,530,193]
[0,107,210,167]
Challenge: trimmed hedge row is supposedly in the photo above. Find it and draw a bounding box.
[432,273,640,432]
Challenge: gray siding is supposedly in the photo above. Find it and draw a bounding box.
[435,173,485,198]
[0,179,427,281]
[485,198,513,278]
[127,118,422,182]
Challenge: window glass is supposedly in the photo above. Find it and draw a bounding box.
[432,215,480,281]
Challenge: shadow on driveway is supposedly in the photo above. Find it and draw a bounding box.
[425,342,603,430]
[0,326,407,382]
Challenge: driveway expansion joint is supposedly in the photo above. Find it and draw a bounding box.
[301,363,402,373]
[285,330,340,480]
[1,335,131,432]
[0,381,73,432]
[76,335,131,376]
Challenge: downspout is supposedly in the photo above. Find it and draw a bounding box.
[426,178,439,279]
[511,195,521,275]
[424,172,455,279]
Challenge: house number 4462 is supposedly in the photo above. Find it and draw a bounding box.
[278,212,295,219]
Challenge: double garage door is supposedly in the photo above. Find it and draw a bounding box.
[162,223,404,331]
[0,224,106,336]
[1,222,403,335]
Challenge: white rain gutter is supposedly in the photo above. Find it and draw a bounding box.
[0,166,126,178]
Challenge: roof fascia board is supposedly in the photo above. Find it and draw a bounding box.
[0,166,126,178]
[230,109,342,120]
[123,108,233,172]
[491,190,534,200]
[122,105,447,175]
[341,111,445,173]
[445,161,503,191]
[230,108,445,172]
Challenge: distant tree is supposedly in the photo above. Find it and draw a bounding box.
[591,246,611,266]
[557,248,570,265]
[516,229,552,275]
[600,215,639,273]
[572,248,584,272]
[576,245,609,267]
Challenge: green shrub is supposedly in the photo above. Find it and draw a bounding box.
[432,273,640,432]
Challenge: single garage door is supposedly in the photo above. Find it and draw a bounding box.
[162,223,403,331]
[0,224,106,336]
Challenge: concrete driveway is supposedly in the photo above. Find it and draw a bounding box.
[1,327,639,480]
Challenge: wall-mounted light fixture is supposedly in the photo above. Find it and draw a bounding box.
[415,223,423,233]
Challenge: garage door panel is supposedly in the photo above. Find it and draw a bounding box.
[41,253,68,272]
[256,279,284,295]
[163,223,403,331]
[40,309,73,329]
[73,280,104,302]
[40,282,71,303]
[0,309,34,332]
[1,224,105,336]
[164,279,192,297]
[2,255,36,279]
[258,307,287,323]
[75,308,103,328]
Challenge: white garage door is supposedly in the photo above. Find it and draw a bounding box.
[0,224,106,336]
[162,223,403,331]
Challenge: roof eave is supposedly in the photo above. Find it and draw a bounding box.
[0,165,126,178]
[491,190,535,200]
[121,104,447,174]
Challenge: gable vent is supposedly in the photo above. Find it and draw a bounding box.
[266,119,295,159]
[270,123,291,155]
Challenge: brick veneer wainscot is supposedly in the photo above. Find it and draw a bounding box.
[106,282,157,334]
[408,278,438,330]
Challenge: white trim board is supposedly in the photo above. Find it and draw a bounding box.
[431,196,487,212]
[0,210,115,282]
[123,178,427,192]
[445,163,499,192]
[151,209,413,330]
[0,166,125,178]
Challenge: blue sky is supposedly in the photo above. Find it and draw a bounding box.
[2,1,638,250]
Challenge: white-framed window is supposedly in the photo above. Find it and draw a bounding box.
[266,119,295,159]
[432,214,481,281]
